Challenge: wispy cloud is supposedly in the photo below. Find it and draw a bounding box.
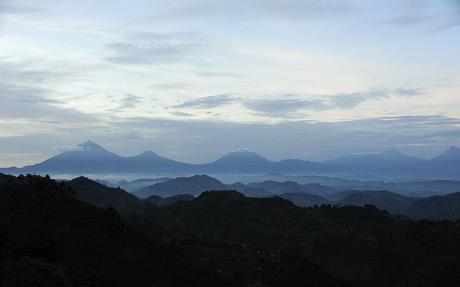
[243,89,423,117]
[0,1,39,15]
[384,0,460,30]
[120,94,142,109]
[104,31,205,65]
[175,94,237,109]
[0,59,97,124]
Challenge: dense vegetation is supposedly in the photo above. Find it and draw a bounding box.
[1,174,460,286]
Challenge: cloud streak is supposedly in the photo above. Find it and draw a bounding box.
[175,94,236,109]
[0,59,97,124]
[243,89,423,116]
[104,31,205,65]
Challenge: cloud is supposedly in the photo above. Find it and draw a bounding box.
[0,59,98,124]
[384,0,460,30]
[105,42,191,65]
[386,14,435,26]
[170,88,423,116]
[105,94,144,113]
[104,32,204,65]
[119,94,142,109]
[175,94,237,109]
[243,97,325,116]
[243,88,423,117]
[0,85,96,123]
[0,1,39,15]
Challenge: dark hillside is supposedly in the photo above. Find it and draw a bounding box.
[0,175,235,287]
[156,191,460,287]
[1,174,459,287]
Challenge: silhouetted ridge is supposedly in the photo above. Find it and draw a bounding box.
[145,194,195,206]
[206,150,275,172]
[67,176,151,218]
[3,141,460,179]
[0,174,235,286]
[134,175,227,198]
[77,140,109,152]
[432,145,460,161]
[2,174,460,286]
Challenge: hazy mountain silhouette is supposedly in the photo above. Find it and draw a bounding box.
[135,175,227,198]
[2,141,460,179]
[246,181,338,196]
[67,176,153,218]
[133,175,339,199]
[15,141,191,174]
[431,145,460,162]
[22,141,123,173]
[202,150,276,172]
[338,190,415,215]
[324,148,426,168]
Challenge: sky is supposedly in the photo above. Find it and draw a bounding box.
[0,0,460,166]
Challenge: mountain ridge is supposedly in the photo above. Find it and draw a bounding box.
[2,141,460,179]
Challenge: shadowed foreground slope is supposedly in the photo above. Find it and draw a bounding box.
[0,175,235,287]
[1,174,460,287]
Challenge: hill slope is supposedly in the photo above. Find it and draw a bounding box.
[135,175,228,198]
[0,174,233,287]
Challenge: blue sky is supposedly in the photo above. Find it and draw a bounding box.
[0,0,459,166]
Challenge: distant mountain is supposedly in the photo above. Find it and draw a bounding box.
[246,181,307,195]
[244,181,338,196]
[202,150,276,172]
[3,141,460,179]
[67,176,154,218]
[134,175,228,198]
[22,141,123,173]
[279,193,330,207]
[338,190,415,215]
[329,189,460,220]
[124,150,192,172]
[16,141,191,174]
[325,148,425,168]
[431,146,460,162]
[134,175,340,199]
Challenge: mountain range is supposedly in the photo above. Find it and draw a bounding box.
[1,141,460,179]
[130,174,460,220]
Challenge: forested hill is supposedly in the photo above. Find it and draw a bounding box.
[1,174,460,287]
